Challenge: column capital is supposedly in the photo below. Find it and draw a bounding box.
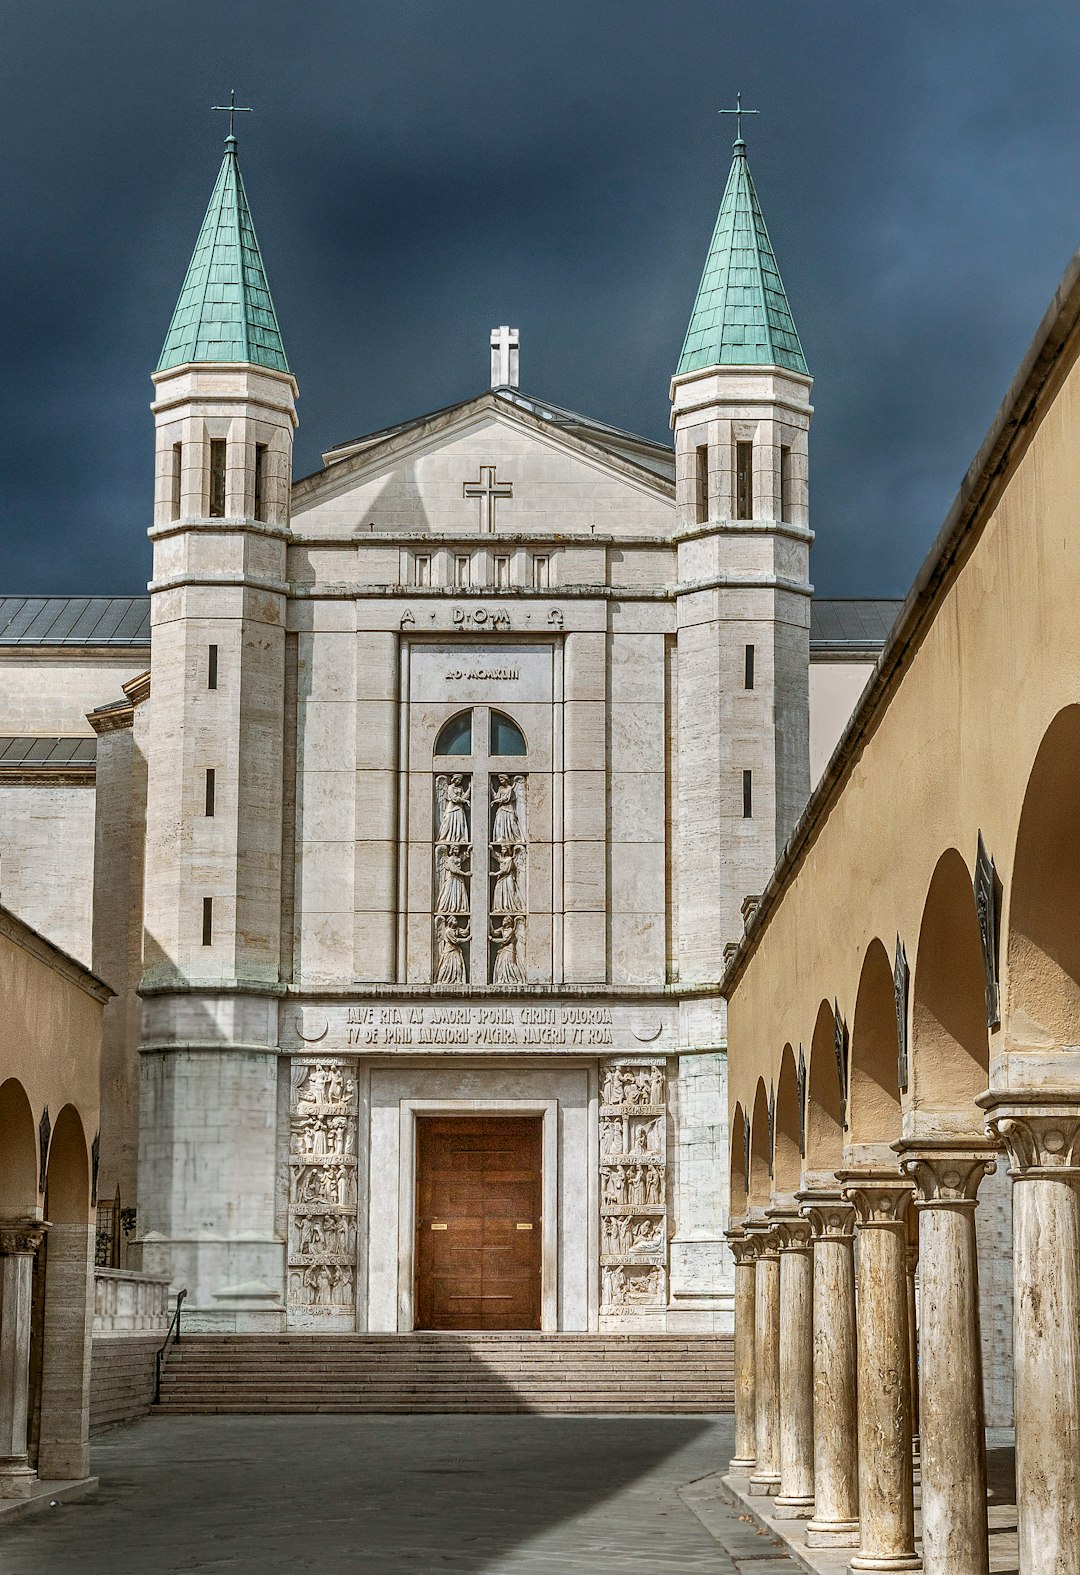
[796,1189,855,1240]
[0,1220,46,1257]
[894,1138,998,1209]
[768,1209,812,1252]
[725,1228,759,1265]
[836,1168,912,1228]
[744,1220,780,1258]
[979,1095,1080,1178]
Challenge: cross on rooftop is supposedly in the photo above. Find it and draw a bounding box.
[463,465,514,533]
[719,91,758,145]
[212,89,253,141]
[490,326,520,389]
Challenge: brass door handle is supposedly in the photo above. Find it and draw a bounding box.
[515,1222,534,1231]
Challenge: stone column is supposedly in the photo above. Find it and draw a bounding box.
[983,1104,1080,1575]
[801,1193,860,1548]
[905,1235,919,1461]
[36,1221,94,1483]
[747,1223,781,1495]
[726,1228,758,1473]
[840,1172,920,1572]
[898,1144,995,1575]
[774,1214,815,1518]
[0,1221,46,1499]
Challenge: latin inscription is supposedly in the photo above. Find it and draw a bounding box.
[343,1004,616,1047]
[444,666,519,682]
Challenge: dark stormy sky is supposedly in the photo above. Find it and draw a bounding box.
[1,2,1077,597]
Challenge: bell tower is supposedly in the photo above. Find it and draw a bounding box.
[139,122,298,1323]
[672,123,812,980]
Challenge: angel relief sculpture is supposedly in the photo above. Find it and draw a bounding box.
[435,847,470,914]
[491,845,525,914]
[490,775,525,844]
[436,774,470,846]
[490,915,526,986]
[435,914,470,985]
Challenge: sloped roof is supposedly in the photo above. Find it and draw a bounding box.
[0,737,96,765]
[157,137,288,374]
[678,140,807,378]
[318,387,676,485]
[810,599,902,652]
[0,597,150,646]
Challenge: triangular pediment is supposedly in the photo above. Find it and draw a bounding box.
[291,391,675,541]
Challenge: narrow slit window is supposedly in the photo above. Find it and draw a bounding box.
[494,554,510,589]
[735,441,753,520]
[209,439,227,518]
[742,769,753,818]
[204,768,216,818]
[170,442,182,521]
[531,555,549,590]
[201,896,214,946]
[454,555,470,588]
[695,444,709,524]
[253,444,269,523]
[744,645,755,691]
[414,554,431,587]
[207,644,219,691]
[780,446,793,523]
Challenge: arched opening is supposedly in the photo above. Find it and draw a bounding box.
[489,710,527,757]
[773,1045,802,1197]
[0,1078,38,1216]
[730,1103,748,1221]
[911,849,989,1120]
[36,1104,92,1483]
[749,1079,771,1211]
[849,939,903,1154]
[806,1000,844,1181]
[434,711,472,757]
[1009,706,1080,1047]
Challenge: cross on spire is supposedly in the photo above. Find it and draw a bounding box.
[719,91,759,146]
[212,89,253,143]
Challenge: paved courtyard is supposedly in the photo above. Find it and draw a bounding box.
[0,1415,796,1574]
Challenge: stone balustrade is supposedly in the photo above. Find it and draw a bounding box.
[93,1268,172,1333]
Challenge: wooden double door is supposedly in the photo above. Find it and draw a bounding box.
[415,1116,542,1330]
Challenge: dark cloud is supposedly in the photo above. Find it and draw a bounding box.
[0,1,1077,595]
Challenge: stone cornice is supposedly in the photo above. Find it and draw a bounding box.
[0,763,95,786]
[148,516,292,545]
[0,905,112,1002]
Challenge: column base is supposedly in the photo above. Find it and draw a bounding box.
[747,1473,781,1496]
[774,1493,814,1519]
[0,1459,38,1500]
[728,1456,756,1473]
[805,1519,859,1547]
[849,1556,921,1571]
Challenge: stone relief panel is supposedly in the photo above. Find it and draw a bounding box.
[489,773,527,986]
[599,1056,668,1319]
[287,1057,359,1328]
[433,773,472,984]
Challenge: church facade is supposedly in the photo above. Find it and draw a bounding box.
[0,130,895,1333]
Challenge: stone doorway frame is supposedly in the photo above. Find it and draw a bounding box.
[397,1099,559,1332]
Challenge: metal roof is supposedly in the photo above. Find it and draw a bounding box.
[0,737,96,764]
[678,139,807,378]
[810,599,902,651]
[0,598,150,647]
[157,138,288,375]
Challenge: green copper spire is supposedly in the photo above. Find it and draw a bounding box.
[677,137,807,378]
[157,135,289,374]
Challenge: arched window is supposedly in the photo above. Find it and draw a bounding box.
[490,710,527,756]
[435,711,472,756]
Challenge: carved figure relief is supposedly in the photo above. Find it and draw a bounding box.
[434,915,470,985]
[598,1056,669,1315]
[287,1057,359,1324]
[490,916,526,986]
[432,774,473,981]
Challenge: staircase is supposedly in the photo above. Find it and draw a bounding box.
[157,1333,734,1414]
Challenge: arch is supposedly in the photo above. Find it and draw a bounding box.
[434,711,472,756]
[43,1105,89,1226]
[773,1044,802,1195]
[806,1000,844,1175]
[911,848,989,1115]
[489,710,527,757]
[749,1079,771,1210]
[1009,705,1080,1047]
[0,1078,38,1215]
[849,939,903,1146]
[730,1102,748,1220]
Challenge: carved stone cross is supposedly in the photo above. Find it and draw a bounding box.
[463,465,514,533]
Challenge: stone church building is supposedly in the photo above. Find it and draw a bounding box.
[0,129,896,1334]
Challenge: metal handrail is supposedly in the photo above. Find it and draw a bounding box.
[153,1288,187,1404]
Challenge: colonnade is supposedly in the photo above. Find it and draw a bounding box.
[727,1109,1080,1575]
